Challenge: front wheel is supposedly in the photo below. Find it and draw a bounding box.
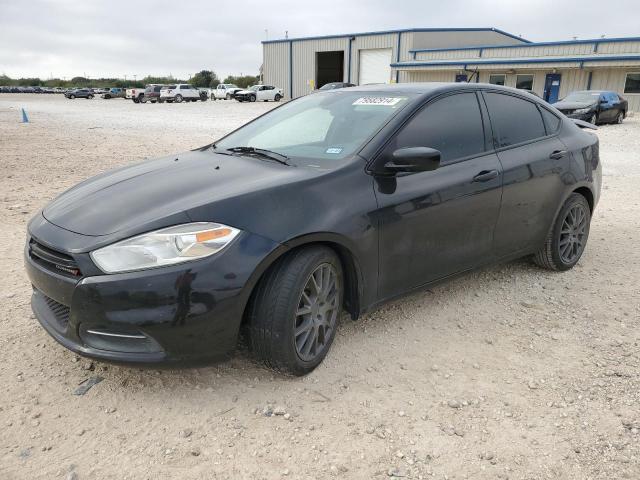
[533,193,591,271]
[249,94,256,102]
[69,95,75,99]
[245,246,343,375]
[87,95,93,99]
[225,93,231,100]
[589,113,598,125]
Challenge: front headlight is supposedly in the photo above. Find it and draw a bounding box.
[91,222,240,273]
[574,107,591,114]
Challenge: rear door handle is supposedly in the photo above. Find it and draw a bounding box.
[549,150,567,160]
[472,170,499,182]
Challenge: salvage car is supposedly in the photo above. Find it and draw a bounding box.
[212,83,242,100]
[235,85,283,102]
[553,90,627,125]
[25,83,601,375]
[64,88,94,99]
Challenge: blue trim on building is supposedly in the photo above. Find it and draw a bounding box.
[409,36,640,54]
[391,55,640,68]
[262,27,530,44]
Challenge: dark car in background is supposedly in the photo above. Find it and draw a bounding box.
[64,88,94,99]
[138,84,165,103]
[25,83,601,375]
[319,82,355,91]
[554,90,627,125]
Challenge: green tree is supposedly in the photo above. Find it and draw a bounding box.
[223,75,260,89]
[190,70,220,88]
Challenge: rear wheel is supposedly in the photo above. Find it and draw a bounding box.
[245,246,343,375]
[616,111,624,124]
[174,94,183,103]
[87,94,93,99]
[533,193,591,271]
[274,94,282,102]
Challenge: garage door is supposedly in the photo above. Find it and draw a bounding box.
[358,48,392,85]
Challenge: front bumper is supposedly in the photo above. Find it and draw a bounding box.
[25,219,280,365]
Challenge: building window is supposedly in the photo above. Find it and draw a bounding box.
[624,73,640,94]
[489,74,505,86]
[516,74,534,91]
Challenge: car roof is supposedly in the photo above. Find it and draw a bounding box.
[339,82,541,99]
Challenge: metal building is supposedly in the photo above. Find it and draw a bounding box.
[262,28,528,99]
[262,28,640,112]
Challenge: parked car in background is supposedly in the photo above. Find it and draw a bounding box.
[23,83,601,375]
[553,90,627,125]
[64,88,94,99]
[212,84,242,100]
[135,84,165,103]
[101,88,125,99]
[159,84,207,103]
[126,88,146,103]
[318,82,355,91]
[0,86,11,93]
[235,85,283,102]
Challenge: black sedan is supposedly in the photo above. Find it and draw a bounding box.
[25,83,601,375]
[64,88,94,99]
[319,82,356,91]
[553,90,627,125]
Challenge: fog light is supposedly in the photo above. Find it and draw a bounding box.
[79,324,162,353]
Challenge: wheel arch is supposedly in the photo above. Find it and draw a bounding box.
[240,233,364,326]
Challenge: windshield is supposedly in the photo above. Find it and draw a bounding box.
[214,91,414,163]
[562,91,600,103]
[249,85,259,91]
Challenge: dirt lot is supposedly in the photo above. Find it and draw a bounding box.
[1,94,639,480]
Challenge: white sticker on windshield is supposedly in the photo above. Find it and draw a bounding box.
[353,97,404,106]
[325,147,343,154]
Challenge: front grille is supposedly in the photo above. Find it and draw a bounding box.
[559,109,574,115]
[41,292,71,333]
[29,239,81,277]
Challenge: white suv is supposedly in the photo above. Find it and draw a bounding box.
[212,84,242,100]
[160,84,206,103]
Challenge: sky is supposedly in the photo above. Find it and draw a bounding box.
[1,0,639,81]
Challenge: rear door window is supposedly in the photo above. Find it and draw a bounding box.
[540,107,561,134]
[387,92,486,164]
[484,92,547,148]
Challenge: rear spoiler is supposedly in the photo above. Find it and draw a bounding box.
[572,119,598,130]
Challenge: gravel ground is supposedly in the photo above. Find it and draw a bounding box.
[1,94,639,480]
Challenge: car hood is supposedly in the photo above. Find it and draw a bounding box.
[236,90,255,94]
[553,101,596,110]
[42,148,320,237]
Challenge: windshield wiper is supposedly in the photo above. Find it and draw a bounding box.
[225,146,291,166]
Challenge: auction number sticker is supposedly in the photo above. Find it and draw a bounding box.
[353,97,404,106]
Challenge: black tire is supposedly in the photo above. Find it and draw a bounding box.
[589,113,598,125]
[616,111,624,124]
[174,94,183,103]
[225,93,231,100]
[249,94,256,102]
[533,193,591,271]
[69,95,75,99]
[274,94,282,102]
[87,94,93,99]
[132,97,139,103]
[140,96,147,103]
[245,246,343,375]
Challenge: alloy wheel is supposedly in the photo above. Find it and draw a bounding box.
[559,204,588,264]
[294,263,340,362]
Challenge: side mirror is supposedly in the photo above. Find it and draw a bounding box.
[384,147,441,174]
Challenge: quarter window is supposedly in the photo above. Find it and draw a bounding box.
[516,74,534,91]
[540,107,561,134]
[624,73,640,94]
[489,74,506,86]
[484,92,546,147]
[388,93,486,164]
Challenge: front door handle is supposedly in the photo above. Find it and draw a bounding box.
[472,170,499,182]
[549,150,567,160]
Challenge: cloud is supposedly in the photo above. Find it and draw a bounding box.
[1,0,639,80]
